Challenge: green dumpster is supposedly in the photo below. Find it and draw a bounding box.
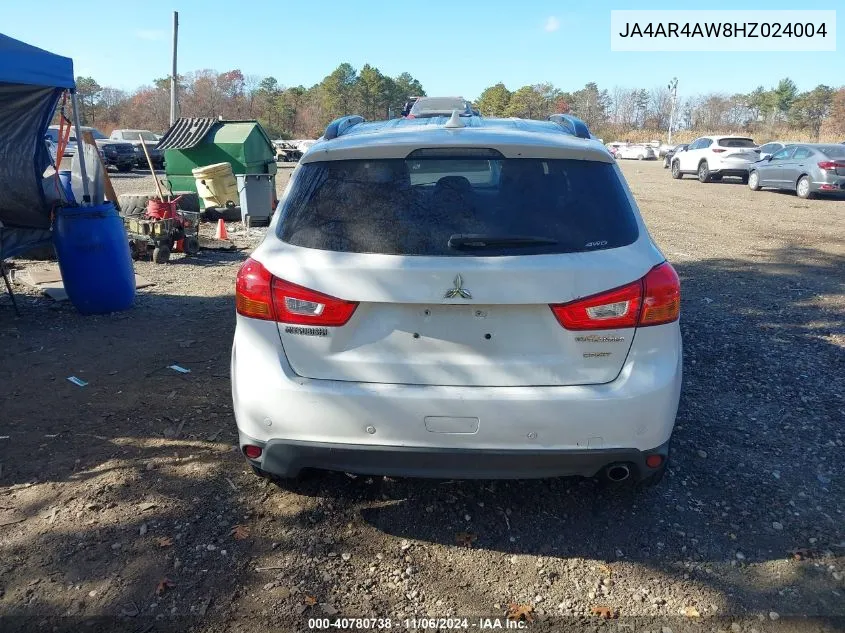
[157,118,277,209]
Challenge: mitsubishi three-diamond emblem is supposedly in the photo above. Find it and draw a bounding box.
[444,274,472,299]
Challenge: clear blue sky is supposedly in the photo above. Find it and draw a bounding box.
[1,0,841,99]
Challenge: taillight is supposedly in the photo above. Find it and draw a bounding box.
[818,161,844,171]
[639,262,681,326]
[712,148,726,153]
[235,258,275,320]
[551,280,642,330]
[550,262,680,330]
[271,278,358,326]
[235,258,358,326]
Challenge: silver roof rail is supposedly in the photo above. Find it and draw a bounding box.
[324,115,365,140]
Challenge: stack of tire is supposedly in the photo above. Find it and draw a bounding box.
[200,205,242,222]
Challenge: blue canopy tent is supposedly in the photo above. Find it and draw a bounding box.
[1,34,134,317]
[0,33,89,260]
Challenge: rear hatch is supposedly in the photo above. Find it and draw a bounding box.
[716,137,759,163]
[261,153,662,387]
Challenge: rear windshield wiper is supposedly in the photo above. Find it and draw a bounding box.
[448,234,559,250]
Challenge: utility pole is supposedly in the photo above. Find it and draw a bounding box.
[170,11,179,126]
[667,77,678,145]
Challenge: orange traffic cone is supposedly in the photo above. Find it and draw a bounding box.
[215,218,228,240]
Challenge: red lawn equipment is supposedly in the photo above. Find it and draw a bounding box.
[122,136,201,264]
[124,195,200,264]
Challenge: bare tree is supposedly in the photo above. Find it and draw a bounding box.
[648,86,672,131]
[241,74,262,118]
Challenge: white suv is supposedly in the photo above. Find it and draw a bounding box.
[616,144,656,160]
[671,135,760,183]
[232,113,682,487]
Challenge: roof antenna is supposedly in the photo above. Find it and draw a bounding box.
[444,109,465,129]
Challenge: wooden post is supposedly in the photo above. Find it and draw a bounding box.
[80,131,119,209]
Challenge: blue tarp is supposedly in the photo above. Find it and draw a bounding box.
[0,33,74,89]
[0,33,73,239]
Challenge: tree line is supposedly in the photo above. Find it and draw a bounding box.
[72,64,845,143]
[477,79,845,142]
[73,64,424,139]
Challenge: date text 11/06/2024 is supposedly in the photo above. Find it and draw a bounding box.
[308,618,529,630]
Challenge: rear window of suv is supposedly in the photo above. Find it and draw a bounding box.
[410,98,470,116]
[718,138,756,148]
[278,157,639,257]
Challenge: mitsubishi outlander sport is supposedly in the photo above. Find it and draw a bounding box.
[231,112,683,487]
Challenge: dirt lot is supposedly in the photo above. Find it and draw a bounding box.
[0,161,843,632]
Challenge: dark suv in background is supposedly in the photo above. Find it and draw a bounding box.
[46,125,136,172]
[110,129,164,169]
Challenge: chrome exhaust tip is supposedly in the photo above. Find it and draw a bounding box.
[605,463,631,482]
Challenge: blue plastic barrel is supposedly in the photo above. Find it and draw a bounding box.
[58,170,75,203]
[53,202,135,314]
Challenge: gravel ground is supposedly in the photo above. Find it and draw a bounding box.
[0,160,842,632]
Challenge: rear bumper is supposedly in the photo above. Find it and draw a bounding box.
[811,178,845,193]
[104,155,135,168]
[231,317,682,479]
[243,437,671,480]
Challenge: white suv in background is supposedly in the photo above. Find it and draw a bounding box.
[671,135,760,183]
[231,113,683,487]
[616,144,656,160]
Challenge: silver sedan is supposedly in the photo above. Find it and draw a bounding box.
[748,144,845,199]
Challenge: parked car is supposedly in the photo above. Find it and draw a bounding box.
[616,144,656,160]
[748,144,845,199]
[110,129,164,169]
[44,127,76,158]
[655,143,674,158]
[400,96,422,117]
[757,141,787,161]
[663,144,689,168]
[47,125,135,172]
[273,140,303,162]
[643,141,669,157]
[44,127,104,163]
[231,113,682,487]
[406,96,474,119]
[671,136,760,183]
[606,142,623,157]
[295,139,317,154]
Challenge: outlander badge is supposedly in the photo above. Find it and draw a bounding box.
[444,274,472,299]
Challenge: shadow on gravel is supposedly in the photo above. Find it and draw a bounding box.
[0,242,842,624]
[0,288,262,622]
[165,252,248,269]
[347,242,842,616]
